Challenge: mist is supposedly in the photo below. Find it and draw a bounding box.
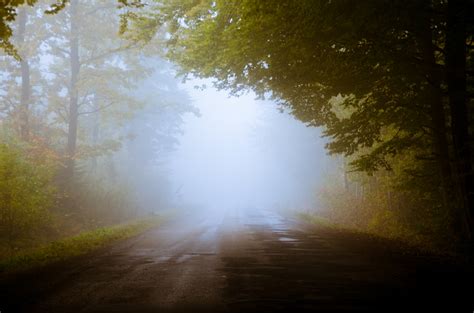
[1,1,473,312]
[0,0,469,246]
[167,80,332,213]
[53,55,336,221]
[0,0,337,252]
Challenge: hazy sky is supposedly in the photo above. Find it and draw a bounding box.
[167,79,332,211]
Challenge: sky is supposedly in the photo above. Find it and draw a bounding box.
[167,79,334,212]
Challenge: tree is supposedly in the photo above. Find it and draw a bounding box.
[445,0,473,240]
[0,4,49,141]
[44,0,155,181]
[116,58,199,211]
[1,0,169,216]
[0,0,144,58]
[161,0,474,243]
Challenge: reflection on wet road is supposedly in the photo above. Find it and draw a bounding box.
[2,207,473,312]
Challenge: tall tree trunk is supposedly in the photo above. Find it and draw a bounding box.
[418,2,457,230]
[65,0,80,180]
[17,8,30,141]
[446,0,473,241]
[342,156,349,191]
[91,92,100,170]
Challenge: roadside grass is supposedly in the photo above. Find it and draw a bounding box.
[295,211,456,258]
[0,217,164,274]
[296,212,339,230]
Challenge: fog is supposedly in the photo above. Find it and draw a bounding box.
[1,3,471,311]
[0,0,340,241]
[99,63,336,218]
[166,79,333,213]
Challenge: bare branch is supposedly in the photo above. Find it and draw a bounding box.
[78,102,116,115]
[81,45,134,65]
[52,46,70,56]
[55,107,69,124]
[78,91,95,108]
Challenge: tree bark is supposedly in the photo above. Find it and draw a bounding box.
[418,1,457,228]
[91,92,100,170]
[17,8,30,141]
[446,0,473,241]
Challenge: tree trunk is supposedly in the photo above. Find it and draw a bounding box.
[17,8,30,141]
[418,2,457,229]
[91,93,100,170]
[342,157,349,191]
[65,0,80,180]
[446,0,473,241]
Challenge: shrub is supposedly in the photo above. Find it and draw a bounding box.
[0,143,56,252]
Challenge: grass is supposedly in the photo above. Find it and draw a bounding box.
[0,216,163,274]
[296,212,340,230]
[296,211,459,258]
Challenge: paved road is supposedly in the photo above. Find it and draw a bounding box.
[1,207,473,312]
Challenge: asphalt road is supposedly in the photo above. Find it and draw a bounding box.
[1,207,473,312]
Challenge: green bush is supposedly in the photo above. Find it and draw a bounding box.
[0,143,56,252]
[70,174,138,227]
[316,157,455,251]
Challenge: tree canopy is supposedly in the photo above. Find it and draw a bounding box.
[0,0,473,250]
[160,0,474,241]
[0,0,146,59]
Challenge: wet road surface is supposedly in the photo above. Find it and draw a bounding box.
[1,207,473,312]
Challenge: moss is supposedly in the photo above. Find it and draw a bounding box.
[0,217,163,274]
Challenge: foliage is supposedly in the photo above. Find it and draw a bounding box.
[70,172,139,226]
[317,152,455,251]
[0,141,56,251]
[0,0,147,59]
[161,0,474,246]
[0,0,194,259]
[297,212,337,230]
[161,0,436,168]
[0,0,470,256]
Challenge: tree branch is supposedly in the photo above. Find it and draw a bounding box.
[78,91,95,108]
[55,107,69,124]
[80,45,134,65]
[52,46,70,56]
[78,102,116,115]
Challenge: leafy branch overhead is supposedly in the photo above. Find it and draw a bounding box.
[159,0,474,240]
[0,0,146,59]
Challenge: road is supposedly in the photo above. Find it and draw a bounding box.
[1,207,473,312]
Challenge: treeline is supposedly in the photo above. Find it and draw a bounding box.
[1,0,473,252]
[0,1,192,254]
[160,0,474,250]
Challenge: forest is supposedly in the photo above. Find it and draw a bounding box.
[157,0,474,252]
[0,0,199,257]
[1,0,471,252]
[0,1,473,312]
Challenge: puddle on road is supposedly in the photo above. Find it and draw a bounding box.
[273,230,289,235]
[278,237,299,243]
[188,252,216,256]
[176,252,217,263]
[176,254,196,263]
[156,256,172,263]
